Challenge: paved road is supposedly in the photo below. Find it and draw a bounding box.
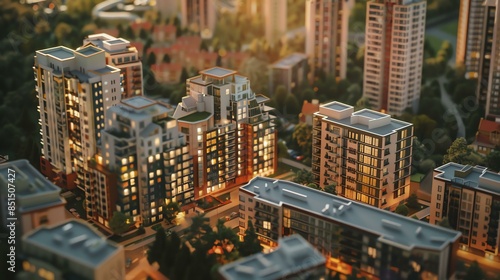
[438,76,466,138]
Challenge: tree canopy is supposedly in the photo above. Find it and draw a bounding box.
[395,204,409,216]
[109,211,130,235]
[240,220,262,257]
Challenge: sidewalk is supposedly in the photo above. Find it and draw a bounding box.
[279,158,311,171]
[413,207,430,220]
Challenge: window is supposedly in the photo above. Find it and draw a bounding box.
[436,203,441,209]
[263,221,271,230]
[437,194,441,200]
[436,212,440,218]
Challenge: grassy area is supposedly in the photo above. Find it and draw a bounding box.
[427,35,444,53]
[440,21,458,36]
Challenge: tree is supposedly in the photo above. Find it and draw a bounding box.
[285,94,300,115]
[412,114,437,140]
[411,215,419,220]
[147,52,157,66]
[438,217,452,229]
[274,85,288,112]
[148,227,167,264]
[486,148,500,172]
[164,201,181,224]
[240,220,262,257]
[186,213,213,249]
[172,244,191,280]
[109,211,130,235]
[324,184,337,195]
[162,53,171,63]
[292,123,313,157]
[395,204,409,216]
[355,97,371,111]
[307,183,321,190]
[54,23,73,44]
[180,67,189,83]
[463,261,485,280]
[293,169,314,185]
[443,138,477,165]
[407,193,419,209]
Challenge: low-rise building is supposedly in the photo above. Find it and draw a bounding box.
[218,234,326,280]
[0,159,66,235]
[470,118,500,156]
[430,163,500,259]
[269,53,308,97]
[299,99,320,126]
[19,219,125,280]
[239,177,461,279]
[151,63,183,84]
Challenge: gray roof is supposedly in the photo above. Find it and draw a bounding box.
[271,53,308,69]
[316,101,412,136]
[23,219,121,268]
[434,163,500,195]
[241,177,461,251]
[92,65,119,74]
[218,234,325,280]
[200,67,237,78]
[0,160,65,213]
[37,46,74,60]
[76,46,102,56]
[111,97,171,121]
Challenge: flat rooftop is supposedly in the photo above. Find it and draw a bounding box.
[0,160,65,213]
[200,67,237,78]
[107,38,128,45]
[218,234,325,280]
[316,101,412,136]
[76,46,102,56]
[241,177,461,251]
[434,163,500,195]
[271,53,308,69]
[122,96,156,109]
[23,219,121,268]
[38,46,74,60]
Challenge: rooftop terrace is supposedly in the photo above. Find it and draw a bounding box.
[241,177,461,251]
[76,46,102,56]
[178,111,212,123]
[200,67,237,78]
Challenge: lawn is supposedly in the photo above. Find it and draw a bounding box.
[440,21,458,36]
[269,162,301,178]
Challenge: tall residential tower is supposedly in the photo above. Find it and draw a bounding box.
[305,0,350,81]
[363,0,426,115]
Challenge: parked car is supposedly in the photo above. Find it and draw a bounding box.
[295,155,304,161]
[229,212,238,219]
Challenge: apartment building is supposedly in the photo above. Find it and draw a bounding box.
[19,219,125,280]
[363,0,426,115]
[91,96,192,227]
[83,33,143,97]
[264,0,287,46]
[430,163,500,259]
[34,46,121,193]
[456,0,485,78]
[312,101,413,210]
[477,0,500,120]
[0,160,66,235]
[269,53,308,97]
[305,0,350,81]
[181,0,216,38]
[173,67,277,200]
[218,234,326,280]
[239,177,461,279]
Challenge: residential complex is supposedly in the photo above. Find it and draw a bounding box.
[268,53,308,97]
[239,177,461,279]
[83,33,144,97]
[173,67,277,200]
[181,0,216,38]
[476,0,500,120]
[312,101,413,210]
[430,163,500,259]
[218,234,326,280]
[0,160,66,235]
[19,219,125,280]
[305,0,350,81]
[363,0,426,115]
[34,45,121,192]
[91,96,192,227]
[470,118,500,156]
[456,0,485,78]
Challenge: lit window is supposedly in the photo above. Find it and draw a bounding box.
[263,221,271,230]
